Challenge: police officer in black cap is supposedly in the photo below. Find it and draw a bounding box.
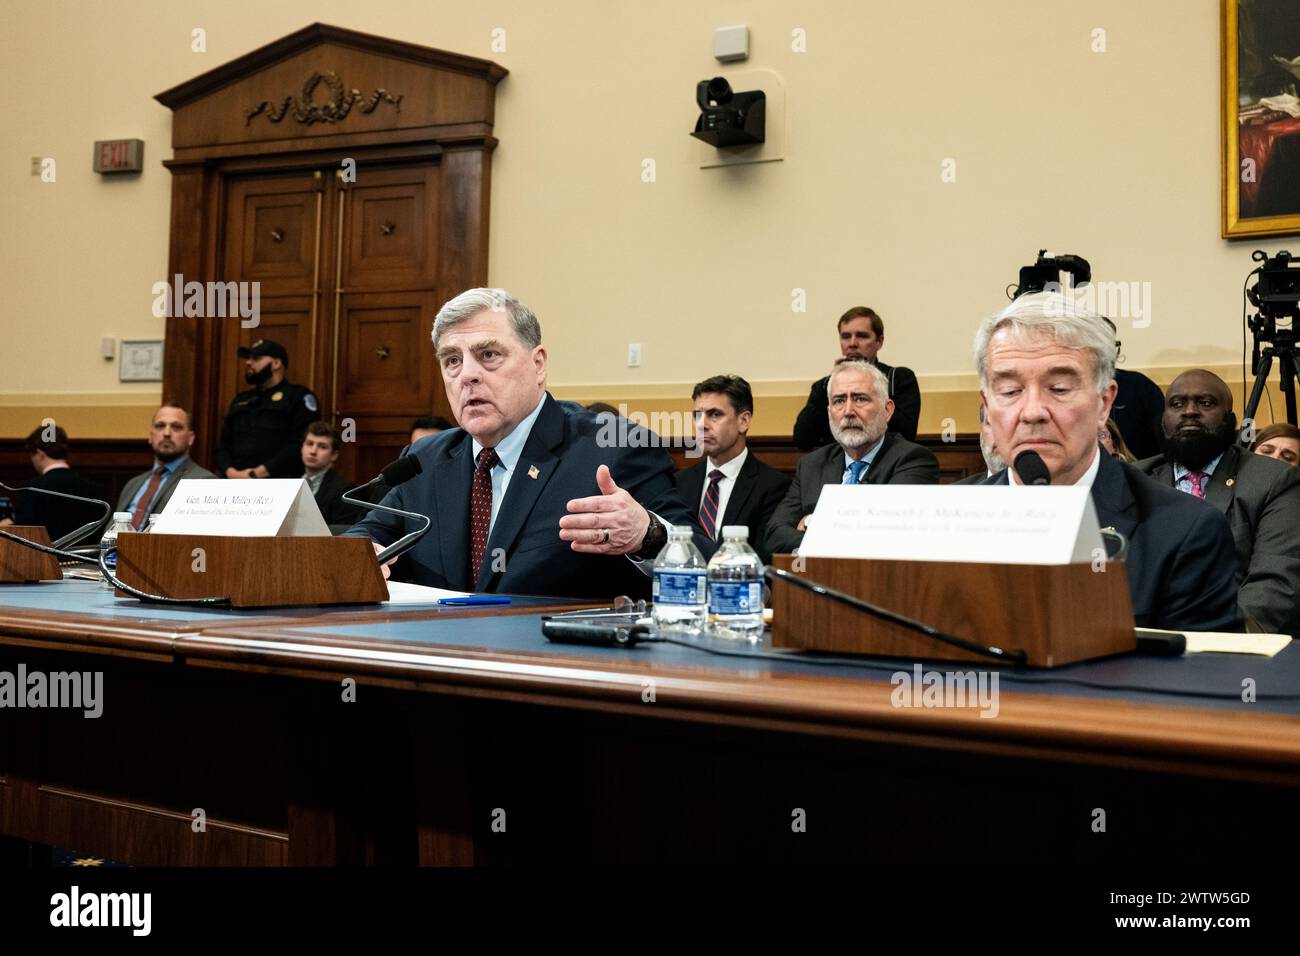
[214,339,321,479]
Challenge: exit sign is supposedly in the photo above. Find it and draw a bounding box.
[93,139,144,174]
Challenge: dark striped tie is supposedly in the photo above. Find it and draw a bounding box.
[699,469,724,539]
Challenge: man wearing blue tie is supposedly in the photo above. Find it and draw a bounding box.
[766,359,939,555]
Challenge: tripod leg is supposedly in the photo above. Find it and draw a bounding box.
[1243,349,1276,429]
[1280,350,1299,425]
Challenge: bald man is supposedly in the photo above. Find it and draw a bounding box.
[1138,369,1300,634]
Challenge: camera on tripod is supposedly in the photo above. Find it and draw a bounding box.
[1243,249,1300,427]
[1012,250,1092,298]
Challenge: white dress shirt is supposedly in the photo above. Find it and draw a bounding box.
[695,447,749,538]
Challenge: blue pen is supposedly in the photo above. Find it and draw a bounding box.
[437,595,512,606]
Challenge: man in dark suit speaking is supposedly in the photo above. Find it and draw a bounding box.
[347,288,705,598]
[975,292,1240,631]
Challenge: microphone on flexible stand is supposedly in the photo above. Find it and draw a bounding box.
[0,479,110,548]
[341,456,431,565]
[0,478,110,561]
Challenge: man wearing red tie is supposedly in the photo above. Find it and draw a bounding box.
[116,405,215,529]
[675,375,790,563]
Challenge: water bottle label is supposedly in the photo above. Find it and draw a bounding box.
[103,549,117,571]
[654,571,706,605]
[709,582,763,615]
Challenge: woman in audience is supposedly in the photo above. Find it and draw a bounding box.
[1099,418,1136,463]
[1250,422,1300,467]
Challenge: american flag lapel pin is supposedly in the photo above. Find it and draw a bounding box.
[528,464,540,479]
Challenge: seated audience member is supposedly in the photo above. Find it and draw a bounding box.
[1101,317,1165,460]
[1252,422,1300,467]
[1137,369,1300,635]
[410,415,453,445]
[1100,418,1136,463]
[957,405,1005,483]
[975,293,1240,631]
[676,375,791,563]
[301,422,363,530]
[794,306,921,448]
[347,287,706,598]
[584,402,621,417]
[0,425,108,542]
[769,360,939,554]
[117,404,215,529]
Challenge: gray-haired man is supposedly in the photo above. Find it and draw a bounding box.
[975,291,1239,631]
[767,359,939,556]
[346,288,708,598]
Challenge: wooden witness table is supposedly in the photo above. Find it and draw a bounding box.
[1,580,1299,866]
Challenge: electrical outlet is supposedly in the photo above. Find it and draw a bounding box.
[627,343,642,367]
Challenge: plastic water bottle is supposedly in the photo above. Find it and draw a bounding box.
[652,525,708,632]
[98,512,134,588]
[707,525,765,640]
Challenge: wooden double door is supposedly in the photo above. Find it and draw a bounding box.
[216,160,445,481]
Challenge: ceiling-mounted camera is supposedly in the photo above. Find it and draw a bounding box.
[691,76,765,148]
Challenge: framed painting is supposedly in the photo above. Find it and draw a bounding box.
[1223,0,1300,237]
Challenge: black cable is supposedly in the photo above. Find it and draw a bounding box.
[0,529,99,565]
[764,565,1028,665]
[95,549,231,607]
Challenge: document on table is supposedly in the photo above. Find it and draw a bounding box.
[382,581,474,605]
[1137,628,1293,657]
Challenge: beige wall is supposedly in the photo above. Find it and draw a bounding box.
[0,0,1289,438]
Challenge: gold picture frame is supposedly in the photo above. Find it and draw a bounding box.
[1223,0,1300,237]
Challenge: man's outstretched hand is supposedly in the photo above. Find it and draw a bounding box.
[559,464,651,555]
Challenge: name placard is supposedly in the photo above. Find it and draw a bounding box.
[798,485,1105,565]
[151,479,330,537]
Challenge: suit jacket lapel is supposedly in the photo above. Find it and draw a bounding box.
[864,434,895,485]
[719,454,759,527]
[1203,446,1239,514]
[477,395,564,590]
[1148,459,1175,487]
[820,445,845,489]
[1091,452,1138,540]
[434,434,475,591]
[680,463,705,523]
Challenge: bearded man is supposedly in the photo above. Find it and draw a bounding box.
[1137,368,1300,634]
[766,358,939,555]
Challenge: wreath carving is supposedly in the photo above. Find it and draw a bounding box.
[245,71,403,126]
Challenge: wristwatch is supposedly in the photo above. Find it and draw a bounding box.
[631,511,668,560]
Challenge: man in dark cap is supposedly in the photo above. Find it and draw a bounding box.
[213,339,321,479]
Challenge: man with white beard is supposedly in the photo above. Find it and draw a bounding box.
[766,358,939,555]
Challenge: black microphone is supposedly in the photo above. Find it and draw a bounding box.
[342,455,430,565]
[1012,450,1051,486]
[0,479,110,548]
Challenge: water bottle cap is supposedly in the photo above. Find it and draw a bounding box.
[721,525,749,538]
[669,525,693,536]
[113,512,133,522]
